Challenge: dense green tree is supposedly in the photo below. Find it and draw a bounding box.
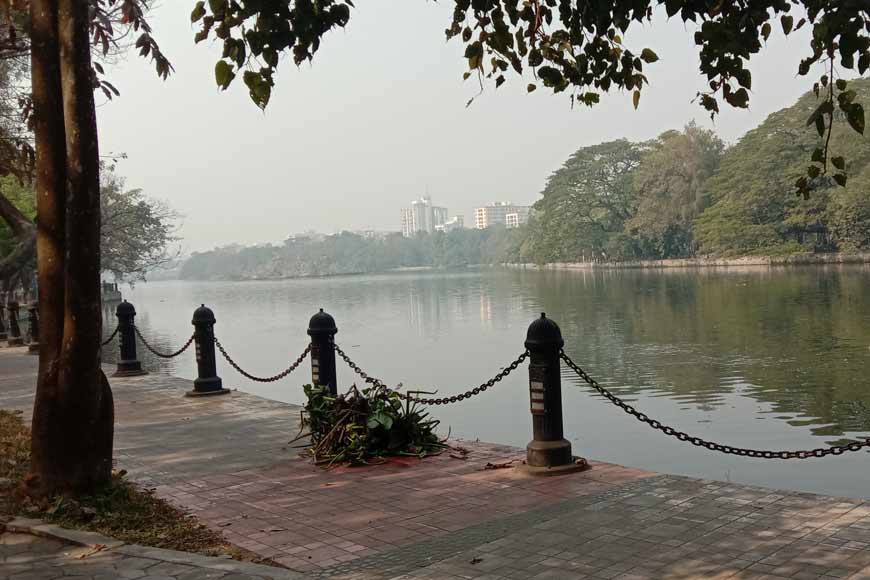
[627,124,725,259]
[526,140,646,263]
[695,78,870,256]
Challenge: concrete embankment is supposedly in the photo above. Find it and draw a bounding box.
[505,252,870,271]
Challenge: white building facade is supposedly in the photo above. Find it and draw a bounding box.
[401,196,449,236]
[474,202,531,229]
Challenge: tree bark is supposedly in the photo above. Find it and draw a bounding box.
[28,0,113,496]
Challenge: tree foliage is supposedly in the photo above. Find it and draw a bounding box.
[627,123,724,258]
[180,227,524,280]
[695,77,870,256]
[100,170,179,283]
[195,0,868,189]
[524,139,646,263]
[0,167,179,284]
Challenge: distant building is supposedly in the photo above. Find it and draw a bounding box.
[286,230,326,243]
[435,215,465,233]
[474,202,530,229]
[401,196,449,237]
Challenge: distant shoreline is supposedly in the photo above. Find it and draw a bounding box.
[503,252,870,271]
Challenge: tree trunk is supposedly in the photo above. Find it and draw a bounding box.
[28,0,113,496]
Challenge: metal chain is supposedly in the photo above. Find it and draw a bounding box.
[215,337,311,383]
[560,350,870,460]
[333,343,528,405]
[101,325,120,346]
[133,326,195,359]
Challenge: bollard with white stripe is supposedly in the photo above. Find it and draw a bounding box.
[521,313,587,475]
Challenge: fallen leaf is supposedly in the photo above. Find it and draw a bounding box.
[483,460,516,470]
[76,544,107,559]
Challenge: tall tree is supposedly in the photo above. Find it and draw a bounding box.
[24,0,169,495]
[627,124,725,258]
[100,169,179,283]
[527,140,646,262]
[695,78,870,257]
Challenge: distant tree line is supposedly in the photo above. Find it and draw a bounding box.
[181,80,870,281]
[179,228,524,280]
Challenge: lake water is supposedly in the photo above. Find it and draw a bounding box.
[104,266,870,499]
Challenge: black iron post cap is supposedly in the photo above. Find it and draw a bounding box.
[116,300,136,317]
[307,308,338,336]
[525,312,564,350]
[192,304,216,325]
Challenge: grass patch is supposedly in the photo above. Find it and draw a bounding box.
[0,409,277,566]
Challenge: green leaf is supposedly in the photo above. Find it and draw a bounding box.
[811,148,824,163]
[832,156,845,170]
[815,115,825,137]
[833,173,847,187]
[640,48,658,63]
[537,66,563,87]
[527,83,537,93]
[836,79,847,91]
[735,68,751,90]
[761,22,771,41]
[807,165,820,179]
[632,89,640,110]
[208,0,227,18]
[781,15,793,35]
[366,412,393,430]
[191,1,206,23]
[860,53,870,75]
[214,60,234,90]
[847,103,865,134]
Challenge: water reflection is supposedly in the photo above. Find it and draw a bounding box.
[101,266,870,498]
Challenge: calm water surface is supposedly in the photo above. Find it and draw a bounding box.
[106,266,870,499]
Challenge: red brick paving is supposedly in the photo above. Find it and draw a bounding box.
[154,442,653,571]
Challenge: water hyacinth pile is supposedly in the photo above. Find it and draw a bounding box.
[298,384,449,466]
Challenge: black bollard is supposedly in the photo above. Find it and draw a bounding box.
[27,302,39,354]
[307,309,338,396]
[6,301,23,347]
[113,300,147,377]
[521,313,586,475]
[0,303,6,341]
[187,304,229,397]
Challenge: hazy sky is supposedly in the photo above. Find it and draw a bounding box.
[97,2,818,252]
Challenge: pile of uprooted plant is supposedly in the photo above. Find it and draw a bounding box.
[294,384,453,466]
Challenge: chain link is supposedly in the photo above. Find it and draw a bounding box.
[215,337,311,382]
[133,326,195,359]
[333,343,528,405]
[101,325,120,346]
[560,350,870,460]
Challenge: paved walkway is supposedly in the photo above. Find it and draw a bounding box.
[0,528,301,580]
[3,348,870,579]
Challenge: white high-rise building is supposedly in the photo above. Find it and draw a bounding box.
[474,202,530,229]
[401,196,449,237]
